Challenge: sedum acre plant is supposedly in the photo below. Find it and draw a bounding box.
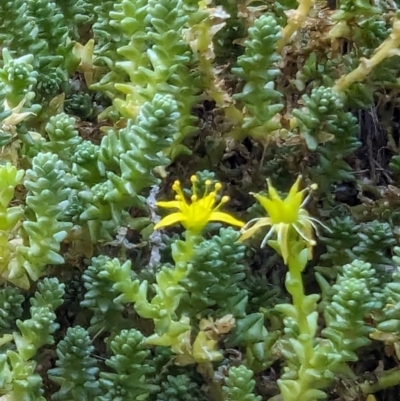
[0,0,399,400]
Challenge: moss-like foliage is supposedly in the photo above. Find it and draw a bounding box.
[0,2,399,401]
[231,13,283,139]
[97,329,159,401]
[222,365,261,401]
[0,287,24,333]
[155,374,207,401]
[180,227,248,317]
[80,255,128,334]
[48,326,100,401]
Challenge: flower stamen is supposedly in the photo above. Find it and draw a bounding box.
[260,227,275,248]
[154,176,244,234]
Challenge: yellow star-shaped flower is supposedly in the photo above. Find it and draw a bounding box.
[154,175,244,235]
[239,176,328,263]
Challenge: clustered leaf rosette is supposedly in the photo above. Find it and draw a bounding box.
[154,175,244,235]
[239,176,329,263]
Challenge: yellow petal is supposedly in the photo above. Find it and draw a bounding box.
[306,241,314,260]
[239,218,272,242]
[156,200,182,209]
[252,193,270,209]
[297,218,315,260]
[209,211,245,228]
[298,219,314,243]
[253,193,281,218]
[287,175,302,199]
[266,179,282,201]
[200,192,217,210]
[285,176,304,212]
[276,223,290,264]
[154,212,185,230]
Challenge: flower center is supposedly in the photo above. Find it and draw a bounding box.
[174,177,229,233]
[269,201,300,225]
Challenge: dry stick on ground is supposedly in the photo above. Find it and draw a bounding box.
[333,18,400,95]
[277,0,316,52]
